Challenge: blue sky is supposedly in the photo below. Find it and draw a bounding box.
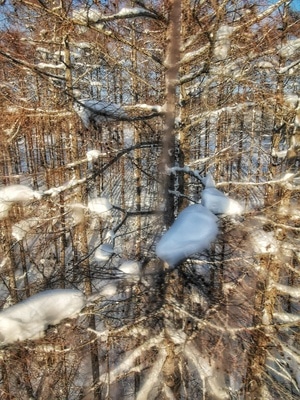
[269,0,300,11]
[290,0,300,10]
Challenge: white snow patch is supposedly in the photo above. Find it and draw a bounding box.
[73,8,102,23]
[281,344,300,389]
[185,343,229,399]
[271,282,300,299]
[86,149,102,161]
[256,61,275,69]
[0,289,85,345]
[0,185,41,220]
[12,218,40,241]
[201,173,216,188]
[104,230,115,241]
[136,348,167,400]
[37,62,65,70]
[118,261,141,280]
[68,203,86,226]
[0,202,11,220]
[117,7,155,18]
[165,322,187,345]
[44,178,86,197]
[284,93,299,109]
[278,38,300,58]
[125,103,163,113]
[214,25,235,61]
[201,174,243,215]
[251,230,278,255]
[273,312,300,324]
[156,204,219,267]
[0,184,41,203]
[295,110,300,128]
[271,148,288,158]
[74,99,127,128]
[99,284,117,297]
[95,243,114,262]
[88,197,112,218]
[201,188,243,215]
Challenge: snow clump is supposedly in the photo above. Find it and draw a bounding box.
[12,218,40,241]
[214,25,235,61]
[156,204,219,267]
[201,174,243,215]
[0,184,41,220]
[86,149,102,161]
[119,261,141,281]
[88,197,112,218]
[0,289,86,345]
[0,184,41,203]
[74,99,127,128]
[95,243,115,262]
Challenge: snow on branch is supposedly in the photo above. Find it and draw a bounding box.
[74,99,127,128]
[73,6,158,26]
[42,142,160,199]
[180,44,209,66]
[214,25,235,61]
[270,282,300,299]
[201,173,244,215]
[136,348,167,400]
[232,0,290,35]
[98,335,164,385]
[0,49,65,82]
[185,343,229,399]
[167,165,203,181]
[88,197,112,218]
[43,177,87,197]
[36,62,65,70]
[0,184,41,220]
[0,289,86,345]
[156,204,219,267]
[99,7,158,21]
[74,99,164,127]
[216,172,297,188]
[273,312,300,324]
[188,102,255,129]
[278,58,300,75]
[12,218,41,241]
[181,0,289,67]
[278,38,300,59]
[123,103,164,115]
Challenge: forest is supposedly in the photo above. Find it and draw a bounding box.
[0,0,300,399]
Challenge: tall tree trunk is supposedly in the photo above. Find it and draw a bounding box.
[161,0,182,227]
[245,254,280,398]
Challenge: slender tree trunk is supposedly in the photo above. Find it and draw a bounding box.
[0,360,10,400]
[161,0,181,227]
[246,254,280,398]
[178,0,192,210]
[1,221,18,304]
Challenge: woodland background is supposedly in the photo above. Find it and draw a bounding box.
[0,0,300,399]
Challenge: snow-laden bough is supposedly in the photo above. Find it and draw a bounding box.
[201,174,243,215]
[0,184,41,203]
[95,243,115,261]
[156,204,219,267]
[88,197,112,219]
[0,184,41,220]
[0,289,86,345]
